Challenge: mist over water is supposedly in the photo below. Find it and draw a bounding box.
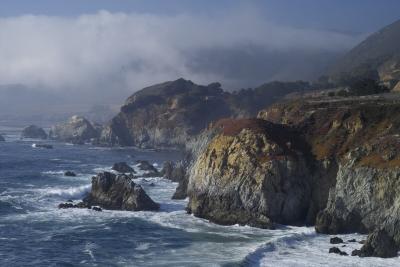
[0,9,364,123]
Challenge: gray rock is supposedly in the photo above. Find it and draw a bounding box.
[330,237,344,244]
[49,115,98,143]
[329,247,348,256]
[112,162,135,173]
[21,125,47,139]
[136,160,158,173]
[64,171,77,177]
[187,119,312,228]
[357,229,398,258]
[83,172,159,211]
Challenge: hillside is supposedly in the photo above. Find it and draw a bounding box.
[99,78,311,148]
[330,19,400,89]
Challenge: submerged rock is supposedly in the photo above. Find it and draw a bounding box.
[112,162,135,173]
[32,144,53,149]
[49,115,98,144]
[21,125,47,139]
[83,172,159,211]
[64,171,77,177]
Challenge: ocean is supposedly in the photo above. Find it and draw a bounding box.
[0,126,399,267]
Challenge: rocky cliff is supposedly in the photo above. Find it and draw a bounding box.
[187,94,400,255]
[99,78,311,148]
[49,115,99,144]
[186,118,314,228]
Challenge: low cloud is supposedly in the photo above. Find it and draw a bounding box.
[0,9,364,106]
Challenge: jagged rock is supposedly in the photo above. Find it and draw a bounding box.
[21,125,47,139]
[64,171,76,177]
[351,249,361,256]
[330,237,344,244]
[112,162,135,173]
[58,202,90,209]
[357,230,398,258]
[187,118,313,228]
[161,161,186,182]
[49,115,98,144]
[83,172,159,211]
[136,160,158,173]
[329,247,348,256]
[172,177,188,200]
[0,134,5,142]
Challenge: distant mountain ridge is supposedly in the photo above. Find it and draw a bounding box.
[330,19,400,89]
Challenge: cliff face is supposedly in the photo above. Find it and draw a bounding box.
[100,78,311,148]
[187,95,400,247]
[100,79,231,148]
[187,118,313,228]
[260,96,400,248]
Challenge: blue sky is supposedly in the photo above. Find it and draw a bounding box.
[1,0,399,33]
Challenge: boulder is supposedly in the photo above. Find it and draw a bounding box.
[49,115,98,144]
[21,125,47,139]
[357,229,398,258]
[136,160,158,173]
[329,247,348,256]
[83,172,159,211]
[64,171,77,177]
[330,237,344,244]
[112,162,135,173]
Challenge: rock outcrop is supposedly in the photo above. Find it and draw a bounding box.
[187,118,313,228]
[21,125,47,139]
[83,172,159,211]
[49,115,98,144]
[99,78,311,148]
[258,95,400,255]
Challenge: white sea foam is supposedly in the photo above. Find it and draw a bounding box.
[38,184,91,199]
[246,228,400,267]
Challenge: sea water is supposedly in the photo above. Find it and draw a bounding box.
[0,126,399,267]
